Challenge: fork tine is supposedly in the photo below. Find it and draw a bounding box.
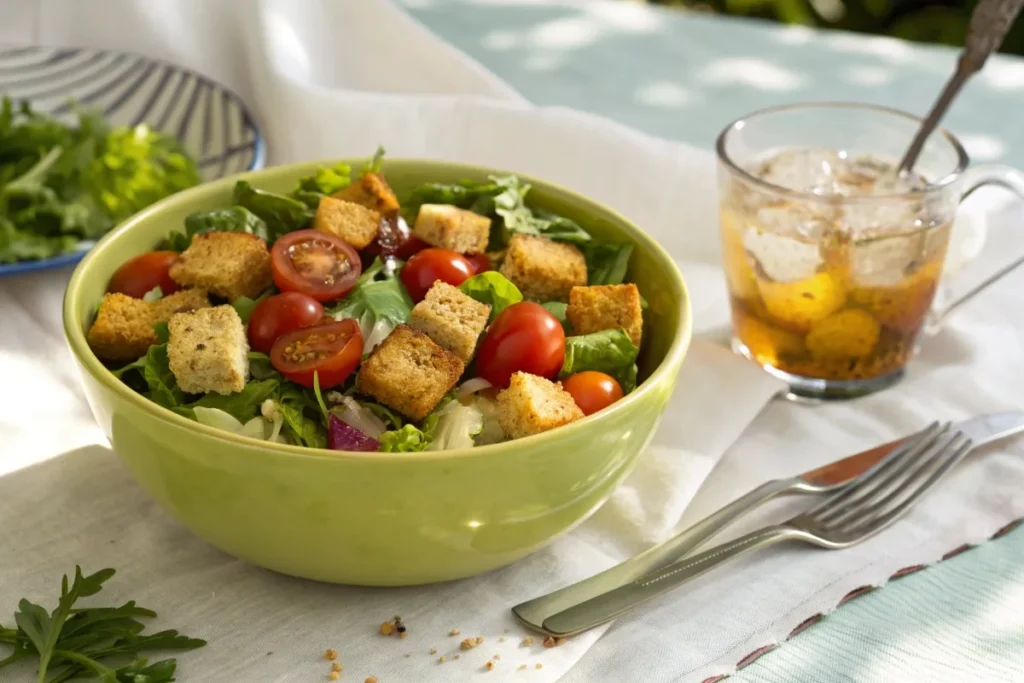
[840,436,973,540]
[825,429,964,530]
[808,422,945,520]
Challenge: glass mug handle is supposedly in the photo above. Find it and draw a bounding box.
[928,164,1024,331]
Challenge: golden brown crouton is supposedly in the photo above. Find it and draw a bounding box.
[499,234,586,302]
[151,288,211,320]
[87,293,158,362]
[333,172,400,214]
[313,196,381,250]
[169,232,272,301]
[413,204,491,254]
[167,305,249,395]
[496,372,584,439]
[566,284,643,346]
[408,282,490,361]
[357,325,464,420]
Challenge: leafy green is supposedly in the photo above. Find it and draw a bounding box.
[190,379,279,423]
[458,271,522,321]
[403,178,505,217]
[328,257,413,353]
[378,424,430,452]
[232,180,314,241]
[291,162,352,208]
[0,566,204,683]
[312,372,329,420]
[248,351,279,380]
[276,384,328,449]
[175,206,270,246]
[152,321,170,344]
[142,344,184,409]
[581,241,633,285]
[362,146,386,175]
[142,285,164,303]
[561,329,640,392]
[541,301,571,334]
[0,97,199,264]
[490,177,590,245]
[426,400,484,451]
[231,292,270,325]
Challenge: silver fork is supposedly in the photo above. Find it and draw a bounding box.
[537,422,973,637]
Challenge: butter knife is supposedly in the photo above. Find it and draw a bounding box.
[513,412,1024,634]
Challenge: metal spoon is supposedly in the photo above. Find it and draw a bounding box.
[898,0,1024,176]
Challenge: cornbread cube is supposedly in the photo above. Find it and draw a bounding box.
[357,325,464,420]
[566,284,643,347]
[496,372,584,439]
[333,172,400,214]
[413,204,490,254]
[169,232,272,301]
[313,196,381,249]
[408,282,490,361]
[167,305,249,395]
[499,234,586,302]
[87,289,211,362]
[88,293,159,362]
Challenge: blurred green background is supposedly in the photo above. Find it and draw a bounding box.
[646,0,1024,55]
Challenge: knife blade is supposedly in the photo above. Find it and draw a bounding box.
[513,411,1024,634]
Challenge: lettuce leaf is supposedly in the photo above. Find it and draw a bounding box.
[581,241,633,285]
[232,180,314,241]
[164,206,270,250]
[458,271,522,321]
[291,162,352,208]
[141,344,184,409]
[379,424,430,452]
[328,256,412,353]
[541,301,570,334]
[561,328,639,392]
[189,379,280,423]
[276,384,328,449]
[426,400,483,451]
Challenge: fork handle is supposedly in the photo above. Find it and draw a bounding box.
[541,525,803,637]
[512,477,805,631]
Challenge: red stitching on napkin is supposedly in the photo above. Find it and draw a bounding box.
[698,518,1022,682]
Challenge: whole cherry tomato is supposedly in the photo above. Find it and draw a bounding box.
[247,292,325,354]
[107,251,179,299]
[465,253,492,274]
[562,371,624,416]
[400,247,474,302]
[270,229,361,303]
[270,319,363,389]
[476,302,566,388]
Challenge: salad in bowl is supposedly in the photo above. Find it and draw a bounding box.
[86,150,646,453]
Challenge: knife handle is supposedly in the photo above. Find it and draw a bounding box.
[512,476,806,632]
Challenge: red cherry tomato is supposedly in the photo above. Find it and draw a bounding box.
[465,253,492,274]
[247,292,325,354]
[400,248,474,302]
[269,319,363,389]
[107,251,180,299]
[363,214,428,265]
[270,229,361,303]
[563,371,624,416]
[476,302,566,388]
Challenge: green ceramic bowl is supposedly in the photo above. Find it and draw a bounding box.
[63,160,692,586]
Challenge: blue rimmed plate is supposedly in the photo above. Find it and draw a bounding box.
[0,45,265,277]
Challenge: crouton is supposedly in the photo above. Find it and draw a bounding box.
[167,305,249,395]
[357,325,464,420]
[333,172,400,214]
[413,204,491,254]
[87,293,159,362]
[151,287,211,320]
[408,281,490,361]
[496,372,584,439]
[499,234,586,302]
[566,284,643,346]
[313,196,381,249]
[169,232,272,301]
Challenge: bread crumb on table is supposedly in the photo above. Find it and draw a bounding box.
[429,648,437,655]
[329,673,340,681]
[485,660,496,671]
[536,663,544,669]
[324,649,338,661]
[331,661,343,673]
[543,636,564,648]
[521,636,534,647]
[449,628,461,636]
[365,677,379,683]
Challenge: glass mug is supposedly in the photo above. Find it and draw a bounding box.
[716,103,1024,399]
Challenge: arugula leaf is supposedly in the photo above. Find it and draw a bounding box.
[328,257,413,353]
[232,180,314,241]
[276,384,328,449]
[142,345,184,409]
[560,328,639,392]
[490,176,591,246]
[181,206,270,244]
[458,271,522,321]
[248,351,280,380]
[580,241,633,285]
[541,301,571,334]
[189,379,279,423]
[378,424,430,452]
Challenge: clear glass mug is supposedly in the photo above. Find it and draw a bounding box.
[716,103,1024,400]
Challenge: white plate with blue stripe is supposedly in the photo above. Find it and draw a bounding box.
[0,45,264,277]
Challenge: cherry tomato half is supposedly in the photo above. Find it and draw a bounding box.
[400,248,474,302]
[465,253,492,274]
[107,251,179,299]
[476,302,566,388]
[271,229,361,303]
[269,319,363,389]
[363,214,428,266]
[248,292,325,354]
[563,371,624,416]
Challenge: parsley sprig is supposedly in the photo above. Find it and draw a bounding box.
[0,566,205,682]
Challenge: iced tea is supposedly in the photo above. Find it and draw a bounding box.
[720,147,952,384]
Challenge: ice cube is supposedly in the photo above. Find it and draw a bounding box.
[849,231,927,287]
[743,225,823,283]
[751,147,845,195]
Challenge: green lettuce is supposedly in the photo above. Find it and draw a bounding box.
[379,424,430,452]
[459,271,522,321]
[291,162,352,208]
[164,206,270,250]
[561,328,639,392]
[188,379,280,423]
[232,180,314,240]
[275,384,328,449]
[581,241,633,285]
[328,257,413,353]
[541,301,571,334]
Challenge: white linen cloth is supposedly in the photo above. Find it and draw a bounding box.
[1,1,1022,682]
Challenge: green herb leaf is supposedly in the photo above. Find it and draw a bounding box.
[580,241,633,285]
[232,180,314,241]
[560,328,639,392]
[458,271,522,321]
[276,384,328,449]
